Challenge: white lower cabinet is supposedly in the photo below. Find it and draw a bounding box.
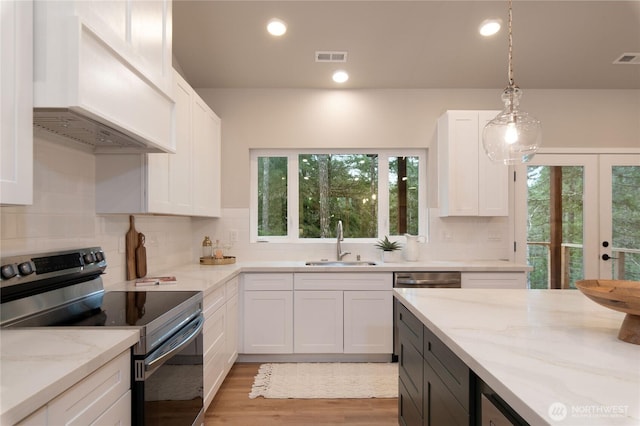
[242,274,294,354]
[461,272,527,289]
[343,290,393,354]
[17,350,131,426]
[293,273,393,355]
[224,280,239,373]
[241,272,393,356]
[202,276,239,411]
[294,290,343,353]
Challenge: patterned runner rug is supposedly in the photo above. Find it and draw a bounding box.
[248,362,398,399]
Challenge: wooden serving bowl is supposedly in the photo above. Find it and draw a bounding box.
[576,280,640,345]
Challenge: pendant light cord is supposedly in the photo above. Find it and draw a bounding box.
[507,0,514,88]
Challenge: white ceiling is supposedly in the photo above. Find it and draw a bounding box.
[173,1,640,90]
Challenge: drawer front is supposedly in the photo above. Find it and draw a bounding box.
[225,276,239,298]
[399,326,423,416]
[399,376,422,426]
[424,326,470,411]
[294,272,392,290]
[243,273,293,291]
[204,285,225,318]
[424,358,470,426]
[397,302,423,352]
[48,350,130,425]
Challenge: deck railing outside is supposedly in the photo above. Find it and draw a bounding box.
[527,242,640,289]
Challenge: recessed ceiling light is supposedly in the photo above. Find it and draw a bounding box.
[267,18,287,36]
[332,70,349,84]
[479,19,502,36]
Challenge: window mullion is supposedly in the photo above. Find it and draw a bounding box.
[378,152,390,238]
[289,153,299,242]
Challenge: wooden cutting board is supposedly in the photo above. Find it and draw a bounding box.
[136,233,147,278]
[125,215,138,280]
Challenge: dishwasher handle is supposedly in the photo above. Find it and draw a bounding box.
[395,278,461,286]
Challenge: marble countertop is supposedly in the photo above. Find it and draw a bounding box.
[394,288,640,426]
[0,329,140,425]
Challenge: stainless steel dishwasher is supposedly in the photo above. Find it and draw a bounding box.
[392,271,461,360]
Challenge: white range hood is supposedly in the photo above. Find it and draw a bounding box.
[32,1,175,154]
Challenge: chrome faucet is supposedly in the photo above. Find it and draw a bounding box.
[336,220,351,260]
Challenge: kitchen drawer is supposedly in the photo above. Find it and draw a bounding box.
[47,350,130,425]
[204,285,225,318]
[397,302,423,352]
[243,273,293,291]
[424,357,470,426]
[423,325,471,411]
[399,376,422,426]
[398,326,423,417]
[225,276,239,298]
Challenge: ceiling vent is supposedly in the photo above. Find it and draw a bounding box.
[315,51,348,63]
[613,53,640,65]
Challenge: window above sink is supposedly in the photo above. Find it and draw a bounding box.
[250,149,428,244]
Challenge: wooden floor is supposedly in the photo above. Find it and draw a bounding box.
[204,363,399,425]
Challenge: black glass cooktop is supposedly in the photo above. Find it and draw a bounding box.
[28,291,201,328]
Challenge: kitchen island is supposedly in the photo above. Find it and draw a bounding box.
[394,288,640,425]
[0,329,139,425]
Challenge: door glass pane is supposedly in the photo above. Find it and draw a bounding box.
[611,166,640,280]
[298,154,378,238]
[527,166,584,289]
[389,156,420,236]
[257,157,288,237]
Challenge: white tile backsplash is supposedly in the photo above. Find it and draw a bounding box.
[0,137,200,287]
[1,137,512,287]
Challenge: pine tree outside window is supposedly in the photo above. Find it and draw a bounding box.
[251,149,427,243]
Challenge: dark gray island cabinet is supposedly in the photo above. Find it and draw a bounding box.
[397,302,527,426]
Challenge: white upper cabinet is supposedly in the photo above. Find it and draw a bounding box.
[192,95,222,217]
[96,71,221,217]
[438,110,509,216]
[1,0,33,205]
[32,0,175,153]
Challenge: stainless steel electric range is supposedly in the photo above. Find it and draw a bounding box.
[0,247,204,426]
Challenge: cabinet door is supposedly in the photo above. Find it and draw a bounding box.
[294,290,343,353]
[424,359,470,426]
[203,305,226,409]
[225,291,239,371]
[225,276,239,372]
[344,290,393,353]
[478,111,509,216]
[1,0,33,205]
[192,95,221,217]
[147,72,193,214]
[47,351,130,425]
[438,110,507,217]
[438,111,480,216]
[243,291,293,353]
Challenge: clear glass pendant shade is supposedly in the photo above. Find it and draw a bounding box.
[483,87,542,165]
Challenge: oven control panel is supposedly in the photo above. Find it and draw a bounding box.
[0,247,106,286]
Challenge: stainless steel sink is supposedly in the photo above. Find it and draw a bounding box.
[305,261,377,266]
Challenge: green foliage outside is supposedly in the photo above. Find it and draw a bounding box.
[611,166,640,280]
[389,156,420,236]
[299,154,378,238]
[527,165,640,289]
[257,157,288,236]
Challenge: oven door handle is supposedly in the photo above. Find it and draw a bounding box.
[145,314,204,374]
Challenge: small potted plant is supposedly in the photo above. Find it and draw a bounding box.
[375,236,401,263]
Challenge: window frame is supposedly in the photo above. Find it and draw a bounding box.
[250,149,428,243]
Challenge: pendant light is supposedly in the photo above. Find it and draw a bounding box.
[483,0,541,165]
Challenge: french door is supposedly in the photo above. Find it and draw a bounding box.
[515,153,640,289]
